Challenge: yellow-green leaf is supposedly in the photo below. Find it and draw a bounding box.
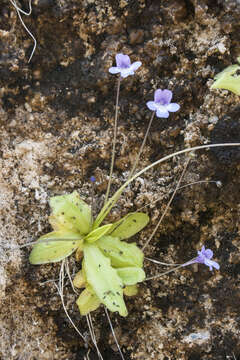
[73,270,86,288]
[85,224,113,243]
[96,236,144,268]
[83,244,128,317]
[29,231,82,265]
[76,288,101,315]
[50,191,92,234]
[110,212,149,240]
[123,285,138,296]
[211,62,240,95]
[117,267,145,285]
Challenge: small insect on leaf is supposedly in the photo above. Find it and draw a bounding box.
[50,191,92,235]
[96,235,144,268]
[85,223,113,243]
[110,212,149,240]
[83,243,128,316]
[211,58,240,95]
[29,231,83,265]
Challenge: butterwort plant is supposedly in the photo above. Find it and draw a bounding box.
[29,52,233,315]
[28,175,220,317]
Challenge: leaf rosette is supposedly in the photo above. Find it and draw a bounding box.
[29,191,149,316]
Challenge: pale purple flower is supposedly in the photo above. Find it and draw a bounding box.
[146,89,180,118]
[109,53,142,78]
[184,246,220,271]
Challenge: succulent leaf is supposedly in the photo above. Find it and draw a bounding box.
[211,62,240,95]
[50,191,92,234]
[85,223,113,243]
[110,212,149,240]
[96,236,144,268]
[117,267,145,285]
[29,231,82,264]
[83,243,128,317]
[76,288,101,315]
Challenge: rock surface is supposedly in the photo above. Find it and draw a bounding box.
[0,0,240,359]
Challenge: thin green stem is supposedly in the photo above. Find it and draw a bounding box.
[145,257,182,266]
[105,76,121,204]
[128,112,155,180]
[145,257,197,281]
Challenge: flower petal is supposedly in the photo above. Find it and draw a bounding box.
[166,103,180,112]
[211,260,220,270]
[204,258,220,270]
[121,69,134,78]
[204,249,213,259]
[156,109,169,118]
[161,89,173,104]
[195,254,204,264]
[116,53,131,68]
[130,61,142,71]
[146,101,157,111]
[154,89,163,103]
[109,67,120,74]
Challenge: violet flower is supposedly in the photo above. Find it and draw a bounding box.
[184,246,220,271]
[146,89,180,118]
[109,53,142,78]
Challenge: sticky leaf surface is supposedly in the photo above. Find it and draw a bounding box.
[110,212,149,240]
[83,244,128,316]
[211,63,240,95]
[96,236,144,268]
[50,191,92,234]
[29,231,82,264]
[117,267,145,285]
[76,288,101,315]
[85,224,113,243]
